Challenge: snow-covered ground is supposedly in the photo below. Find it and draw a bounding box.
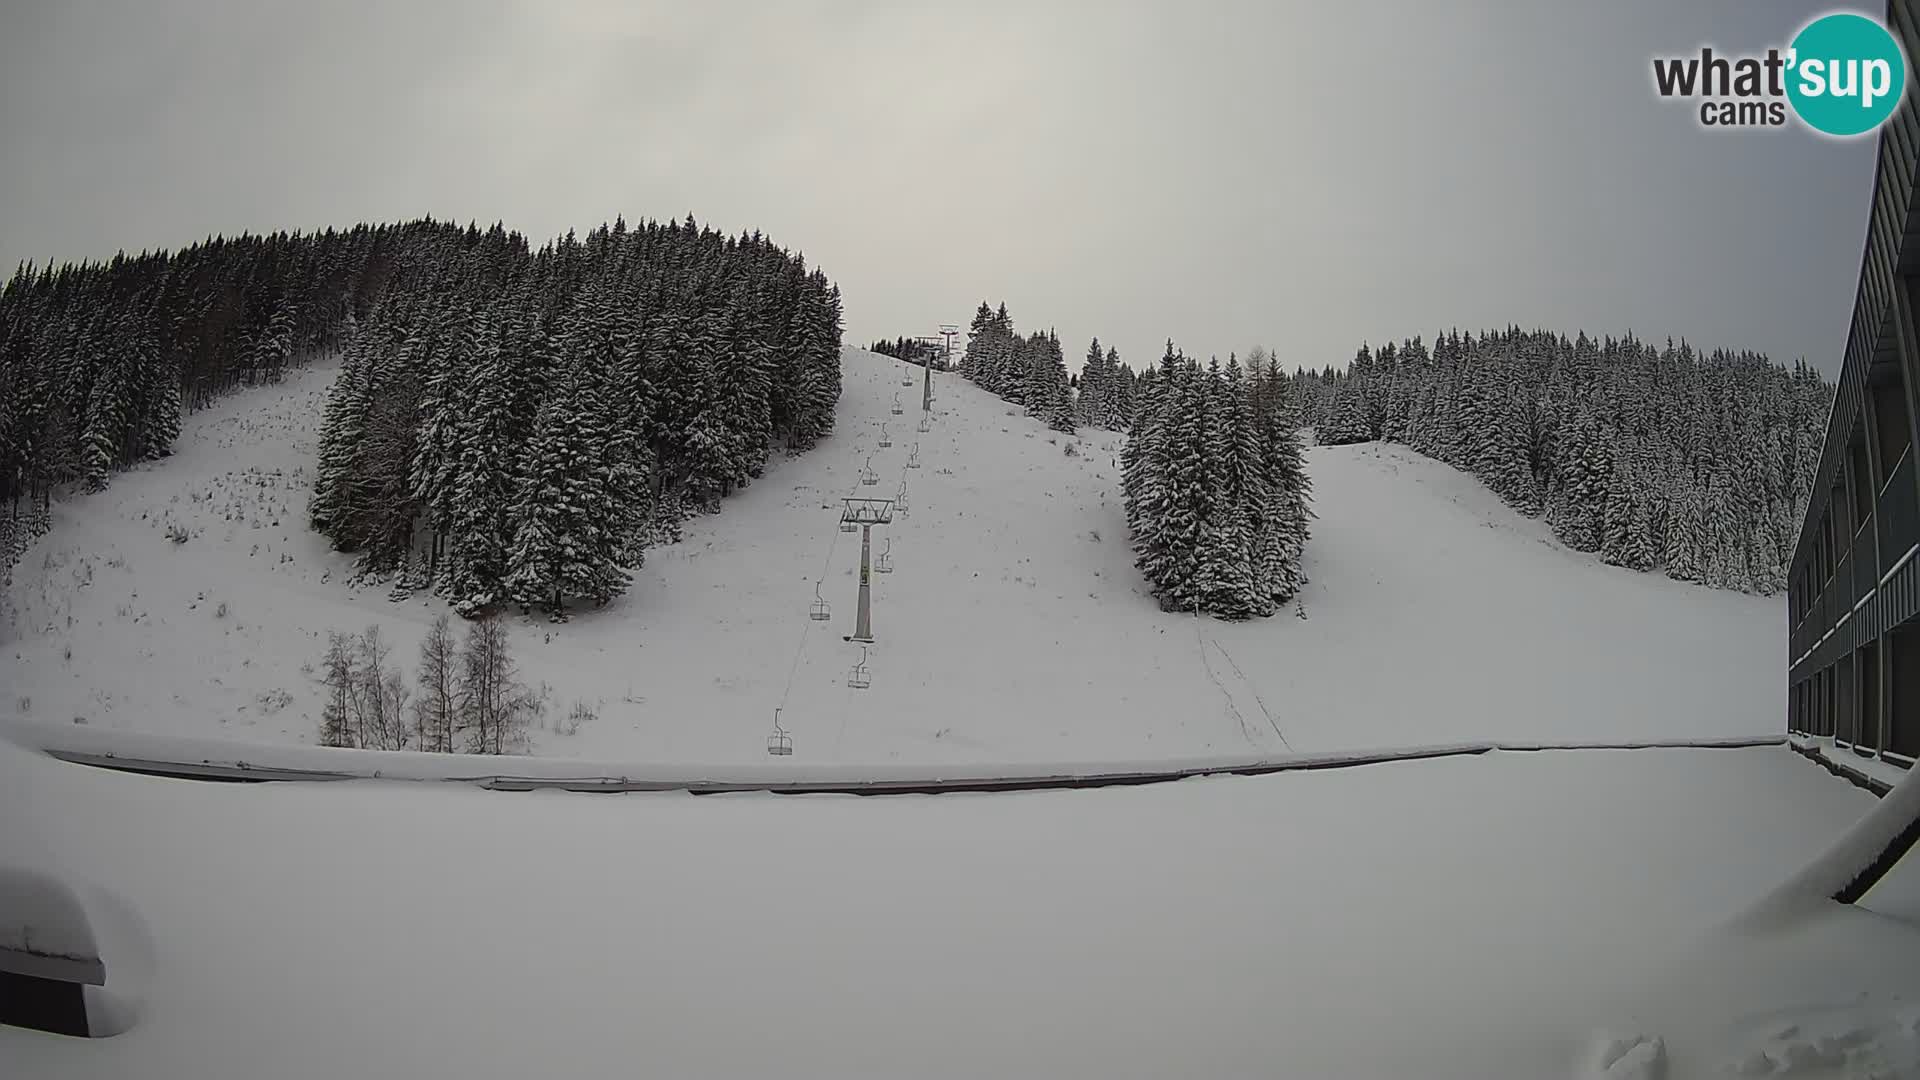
[0,347,1783,765]
[2,349,1908,1075]
[2,737,1914,1079]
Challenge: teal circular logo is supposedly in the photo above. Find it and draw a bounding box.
[1787,13,1907,136]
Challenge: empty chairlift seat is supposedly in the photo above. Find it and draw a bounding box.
[767,708,792,756]
[809,583,831,621]
[848,647,872,689]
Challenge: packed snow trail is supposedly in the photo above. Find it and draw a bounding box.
[0,348,1783,765]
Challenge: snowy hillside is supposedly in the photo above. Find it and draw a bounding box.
[0,347,1784,764]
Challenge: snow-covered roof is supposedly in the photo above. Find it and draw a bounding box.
[0,863,104,986]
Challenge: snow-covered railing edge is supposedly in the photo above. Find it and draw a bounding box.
[1747,746,1920,922]
[1788,737,1903,797]
[1,721,1786,795]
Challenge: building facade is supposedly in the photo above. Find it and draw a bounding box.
[1786,0,1920,762]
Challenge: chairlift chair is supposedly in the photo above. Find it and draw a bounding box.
[917,414,931,433]
[876,537,893,574]
[809,582,831,621]
[767,708,793,756]
[839,519,858,533]
[891,393,904,416]
[847,647,872,690]
[860,456,879,486]
[907,443,921,469]
[879,423,892,448]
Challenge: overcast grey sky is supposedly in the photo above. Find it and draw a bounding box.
[0,1,1879,375]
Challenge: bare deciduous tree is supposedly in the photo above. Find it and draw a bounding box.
[317,613,538,754]
[352,624,411,751]
[459,613,537,755]
[414,613,459,753]
[319,630,356,748]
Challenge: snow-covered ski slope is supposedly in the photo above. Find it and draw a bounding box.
[0,348,1783,765]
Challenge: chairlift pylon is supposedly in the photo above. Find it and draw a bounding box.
[847,646,871,689]
[860,455,879,486]
[879,422,892,448]
[809,582,831,621]
[767,707,793,756]
[876,536,893,574]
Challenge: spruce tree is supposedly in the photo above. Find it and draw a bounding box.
[1257,360,1312,605]
[503,349,634,617]
[1034,331,1075,432]
[1076,336,1106,427]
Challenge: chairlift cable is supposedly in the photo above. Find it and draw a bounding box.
[832,675,856,758]
[775,513,848,718]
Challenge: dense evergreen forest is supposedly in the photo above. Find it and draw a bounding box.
[960,301,1146,431]
[957,302,1081,433]
[1123,345,1313,618]
[960,307,1828,599]
[869,336,950,368]
[1295,330,1832,595]
[0,216,844,617]
[958,301,1310,617]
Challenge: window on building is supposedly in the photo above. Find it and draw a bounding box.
[1871,365,1913,493]
[1818,667,1831,738]
[1822,666,1836,738]
[1893,620,1920,760]
[1851,434,1875,530]
[1821,516,1835,585]
[1837,651,1857,745]
[1859,643,1882,753]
